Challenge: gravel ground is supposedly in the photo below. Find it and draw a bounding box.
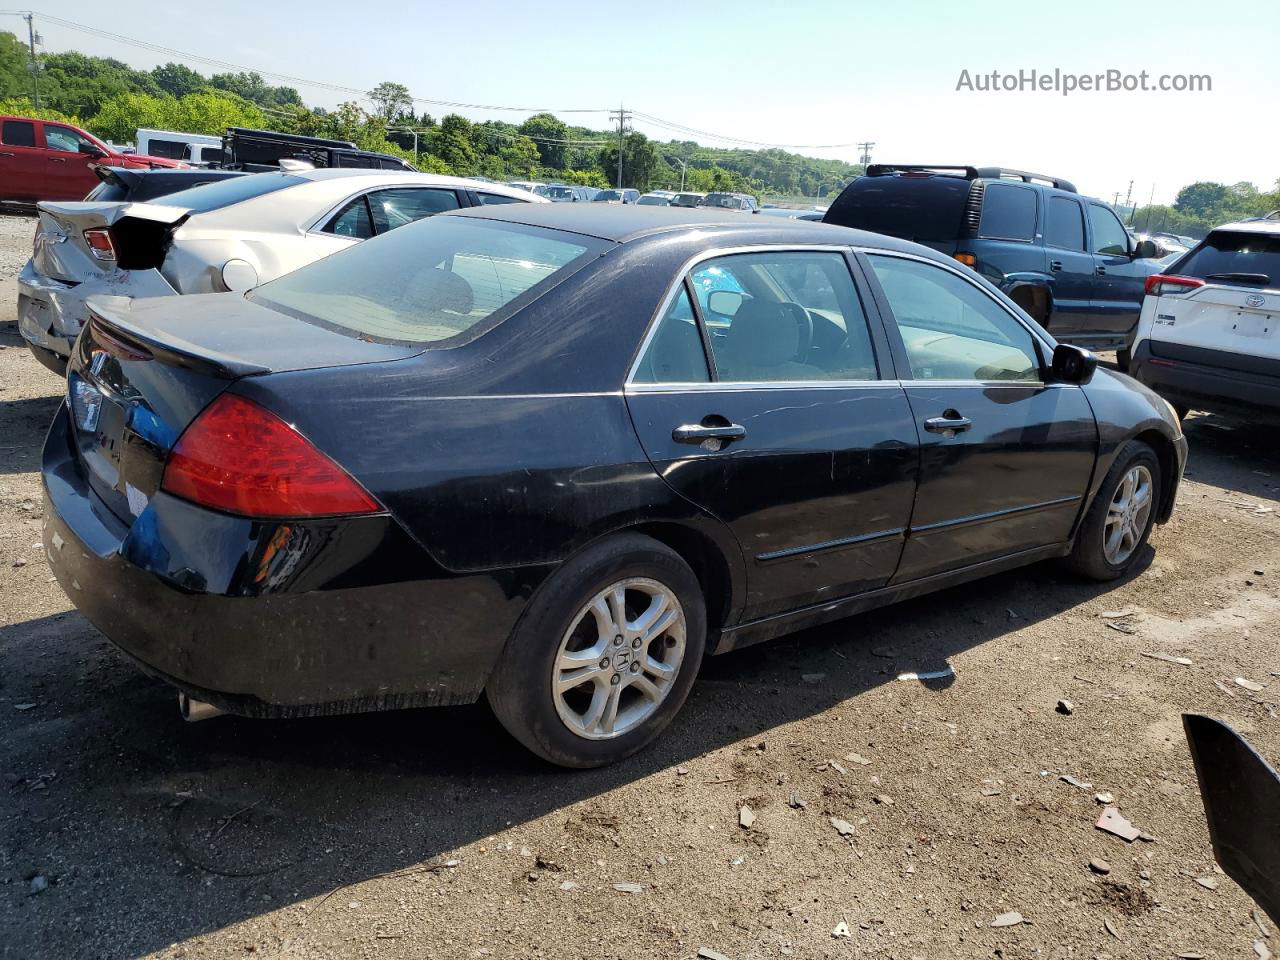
[2,212,1279,960]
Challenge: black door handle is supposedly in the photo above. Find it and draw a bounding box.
[1095,266,1107,276]
[673,423,746,444]
[924,412,972,434]
[1050,259,1064,272]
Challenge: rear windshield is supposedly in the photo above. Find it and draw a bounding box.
[596,190,623,201]
[824,175,971,246]
[156,172,305,214]
[248,216,606,346]
[1174,230,1280,287]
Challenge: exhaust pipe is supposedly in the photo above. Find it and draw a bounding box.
[178,692,225,723]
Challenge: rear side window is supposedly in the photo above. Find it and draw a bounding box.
[2,120,35,147]
[476,192,523,205]
[156,173,306,214]
[367,188,461,233]
[1043,196,1085,251]
[249,217,605,346]
[824,175,971,246]
[978,183,1037,242]
[1175,231,1280,287]
[633,287,710,384]
[323,197,375,239]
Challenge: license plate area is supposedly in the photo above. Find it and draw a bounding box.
[1231,309,1276,339]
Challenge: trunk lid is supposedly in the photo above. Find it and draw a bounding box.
[67,294,423,527]
[34,200,191,283]
[1150,284,1280,364]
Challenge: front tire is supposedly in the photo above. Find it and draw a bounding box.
[487,534,706,768]
[1066,440,1161,581]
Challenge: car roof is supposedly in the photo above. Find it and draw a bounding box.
[1211,219,1280,235]
[291,168,539,198]
[449,202,935,252]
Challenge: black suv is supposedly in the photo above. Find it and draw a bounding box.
[823,165,1163,361]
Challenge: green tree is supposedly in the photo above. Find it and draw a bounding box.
[89,90,264,143]
[429,114,478,172]
[368,81,412,122]
[518,112,567,168]
[209,71,301,110]
[1174,182,1230,218]
[151,62,204,99]
[40,51,160,116]
[597,131,664,191]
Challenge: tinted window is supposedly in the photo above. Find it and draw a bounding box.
[595,190,623,201]
[336,153,379,169]
[198,146,223,163]
[1044,196,1085,251]
[824,175,971,245]
[1088,204,1130,256]
[323,197,374,239]
[249,217,603,346]
[977,183,1037,241]
[869,255,1039,381]
[147,139,188,160]
[44,125,96,153]
[476,192,523,205]
[633,286,709,383]
[157,173,306,214]
[2,120,34,147]
[545,186,579,200]
[85,181,127,202]
[1175,230,1280,287]
[691,252,878,382]
[367,188,461,233]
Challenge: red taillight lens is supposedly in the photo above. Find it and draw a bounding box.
[1145,274,1204,296]
[161,394,379,519]
[83,228,116,261]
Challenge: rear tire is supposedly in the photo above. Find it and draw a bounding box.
[1066,440,1161,581]
[487,534,706,768]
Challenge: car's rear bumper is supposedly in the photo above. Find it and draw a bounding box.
[1131,339,1280,423]
[42,403,540,718]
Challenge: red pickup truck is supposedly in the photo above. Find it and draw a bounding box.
[0,116,188,203]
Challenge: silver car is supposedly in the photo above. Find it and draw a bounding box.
[20,169,544,373]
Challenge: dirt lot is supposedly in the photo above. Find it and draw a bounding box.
[2,211,1279,960]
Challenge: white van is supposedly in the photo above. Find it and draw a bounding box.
[1129,218,1280,422]
[134,129,223,166]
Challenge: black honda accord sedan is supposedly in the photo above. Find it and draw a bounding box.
[43,204,1186,767]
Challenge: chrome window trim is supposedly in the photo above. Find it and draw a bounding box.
[624,243,892,388]
[854,245,1058,359]
[627,379,1053,395]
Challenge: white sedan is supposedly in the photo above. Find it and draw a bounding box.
[19,169,545,372]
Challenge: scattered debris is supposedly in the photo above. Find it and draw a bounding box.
[676,766,689,776]
[1194,876,1219,891]
[534,855,561,872]
[612,883,646,894]
[1061,775,1093,790]
[11,557,27,567]
[990,911,1024,927]
[980,786,1002,797]
[1095,792,1115,805]
[1215,680,1238,698]
[1141,652,1193,666]
[1256,940,1273,960]
[1254,909,1271,939]
[698,949,732,960]
[897,666,954,682]
[1105,621,1137,634]
[1096,806,1142,842]
[557,880,578,891]
[831,921,851,939]
[1236,677,1266,692]
[28,875,48,895]
[1177,953,1206,959]
[1100,608,1139,619]
[1089,858,1112,875]
[873,795,894,806]
[801,673,826,684]
[787,791,806,810]
[828,760,848,776]
[870,646,897,658]
[1104,918,1121,940]
[1056,699,1075,715]
[738,805,755,829]
[13,703,36,711]
[844,752,872,766]
[830,817,856,837]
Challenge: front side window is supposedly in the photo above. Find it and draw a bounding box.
[367,187,461,232]
[977,183,1037,242]
[323,197,374,239]
[2,120,34,147]
[633,286,709,383]
[44,125,96,154]
[869,255,1040,382]
[1088,204,1130,256]
[1044,196,1085,251]
[690,252,878,382]
[250,217,602,346]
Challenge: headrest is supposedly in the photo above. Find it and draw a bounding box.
[728,300,798,365]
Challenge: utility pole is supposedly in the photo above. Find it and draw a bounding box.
[1123,180,1134,213]
[609,105,631,189]
[857,141,875,167]
[1112,191,1121,208]
[668,155,687,191]
[1144,183,1156,232]
[23,13,39,109]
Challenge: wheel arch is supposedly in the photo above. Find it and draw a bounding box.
[623,520,739,644]
[1133,428,1180,524]
[1006,281,1053,325]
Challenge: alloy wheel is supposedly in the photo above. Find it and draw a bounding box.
[1104,464,1154,566]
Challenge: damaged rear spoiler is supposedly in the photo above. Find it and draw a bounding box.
[38,200,191,272]
[85,296,270,380]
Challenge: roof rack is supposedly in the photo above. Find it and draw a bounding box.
[865,164,1077,193]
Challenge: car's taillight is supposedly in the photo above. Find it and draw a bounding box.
[161,394,379,519]
[1145,274,1204,296]
[83,228,116,261]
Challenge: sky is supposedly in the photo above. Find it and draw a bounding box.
[25,0,1280,204]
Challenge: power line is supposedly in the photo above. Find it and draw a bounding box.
[631,110,859,150]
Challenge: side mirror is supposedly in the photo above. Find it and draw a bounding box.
[1049,343,1097,385]
[1134,239,1159,259]
[707,290,744,318]
[79,142,106,157]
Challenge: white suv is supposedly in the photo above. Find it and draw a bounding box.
[1129,218,1280,421]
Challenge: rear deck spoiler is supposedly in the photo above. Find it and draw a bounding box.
[85,296,270,380]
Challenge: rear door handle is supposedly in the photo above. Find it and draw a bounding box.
[924,414,972,435]
[0,151,13,157]
[1095,266,1107,276]
[49,157,65,163]
[673,423,746,444]
[1050,259,1064,272]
